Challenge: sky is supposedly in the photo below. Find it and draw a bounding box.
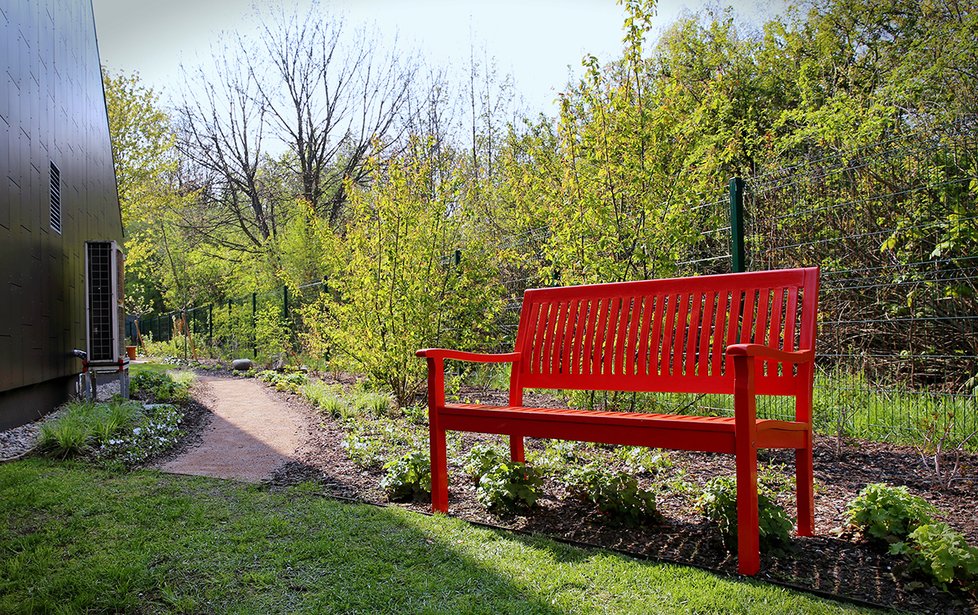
[91,0,787,117]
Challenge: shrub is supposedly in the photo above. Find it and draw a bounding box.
[254,305,294,363]
[891,523,978,589]
[846,483,937,544]
[564,464,657,523]
[381,452,432,501]
[463,442,506,482]
[696,476,793,552]
[476,461,544,513]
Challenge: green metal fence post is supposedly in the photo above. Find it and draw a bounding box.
[208,304,213,348]
[283,286,289,319]
[728,177,746,273]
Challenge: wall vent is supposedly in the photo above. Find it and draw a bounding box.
[49,162,62,234]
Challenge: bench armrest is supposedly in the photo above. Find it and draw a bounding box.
[726,344,814,363]
[416,349,521,363]
[418,349,521,409]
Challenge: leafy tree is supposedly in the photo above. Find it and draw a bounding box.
[327,139,503,404]
[103,68,188,313]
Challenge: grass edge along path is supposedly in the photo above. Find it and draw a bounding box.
[0,460,884,614]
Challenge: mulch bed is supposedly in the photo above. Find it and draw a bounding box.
[237,373,978,613]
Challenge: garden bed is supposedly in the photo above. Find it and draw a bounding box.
[260,377,978,615]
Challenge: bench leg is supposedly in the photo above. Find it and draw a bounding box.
[430,425,449,513]
[796,443,814,536]
[735,444,760,576]
[510,434,525,463]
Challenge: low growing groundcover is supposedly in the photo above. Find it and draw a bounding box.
[0,460,876,614]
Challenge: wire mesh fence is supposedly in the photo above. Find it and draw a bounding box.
[132,121,978,447]
[741,122,977,442]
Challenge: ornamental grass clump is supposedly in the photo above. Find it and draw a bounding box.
[37,399,182,467]
[696,476,793,552]
[301,381,348,418]
[846,483,937,545]
[38,400,144,459]
[352,391,394,418]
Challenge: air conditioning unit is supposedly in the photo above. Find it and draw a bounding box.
[85,241,127,369]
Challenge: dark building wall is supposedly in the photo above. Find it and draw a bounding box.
[0,0,123,427]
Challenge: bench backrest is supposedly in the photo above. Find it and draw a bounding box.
[511,267,819,398]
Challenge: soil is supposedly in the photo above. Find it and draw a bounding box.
[180,373,978,613]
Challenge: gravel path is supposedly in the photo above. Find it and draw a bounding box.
[154,376,318,483]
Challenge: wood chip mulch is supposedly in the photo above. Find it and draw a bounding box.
[256,377,977,614]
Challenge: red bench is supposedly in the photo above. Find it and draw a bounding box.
[417,267,820,575]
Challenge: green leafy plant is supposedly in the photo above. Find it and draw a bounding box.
[130,369,191,403]
[528,439,584,475]
[340,431,386,469]
[846,483,937,545]
[462,442,506,481]
[891,523,978,590]
[257,370,308,393]
[563,463,657,523]
[476,461,544,513]
[95,403,184,466]
[401,405,428,426]
[381,452,432,501]
[615,446,672,475]
[696,476,793,552]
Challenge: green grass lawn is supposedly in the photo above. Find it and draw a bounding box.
[0,460,882,614]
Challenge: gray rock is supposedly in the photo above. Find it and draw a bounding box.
[231,358,253,371]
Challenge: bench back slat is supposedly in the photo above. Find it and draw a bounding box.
[513,268,819,397]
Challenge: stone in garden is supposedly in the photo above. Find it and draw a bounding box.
[231,358,253,371]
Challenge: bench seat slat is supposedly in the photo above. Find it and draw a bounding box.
[440,403,807,452]
[443,402,806,433]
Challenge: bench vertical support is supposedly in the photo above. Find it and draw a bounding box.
[509,372,525,463]
[509,436,525,463]
[733,355,760,576]
[426,357,449,513]
[795,362,815,535]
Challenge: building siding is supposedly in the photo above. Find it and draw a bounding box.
[0,0,123,427]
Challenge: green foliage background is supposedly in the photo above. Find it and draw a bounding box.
[108,0,978,407]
